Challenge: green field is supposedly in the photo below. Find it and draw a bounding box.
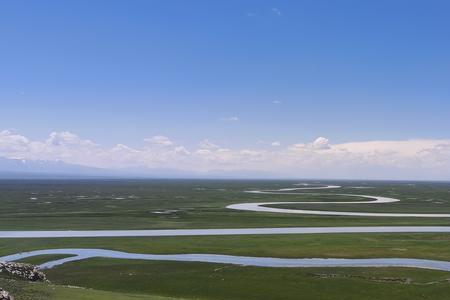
[1,179,450,299]
[1,179,450,229]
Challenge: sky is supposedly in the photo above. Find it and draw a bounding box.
[1,0,450,179]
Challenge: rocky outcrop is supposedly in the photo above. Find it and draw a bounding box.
[0,261,46,282]
[0,288,13,300]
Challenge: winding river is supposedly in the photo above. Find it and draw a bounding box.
[2,248,450,272]
[2,184,450,272]
[227,184,450,217]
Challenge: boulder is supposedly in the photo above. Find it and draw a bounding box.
[0,261,46,281]
[0,288,13,300]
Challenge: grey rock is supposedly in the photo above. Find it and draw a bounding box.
[0,288,13,300]
[0,261,46,282]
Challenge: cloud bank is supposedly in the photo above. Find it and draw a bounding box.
[1,130,450,180]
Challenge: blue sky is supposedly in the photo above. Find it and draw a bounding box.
[1,1,450,178]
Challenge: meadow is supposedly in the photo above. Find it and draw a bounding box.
[1,179,450,229]
[1,179,450,299]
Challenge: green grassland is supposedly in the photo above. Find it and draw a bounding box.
[1,179,450,299]
[2,233,450,300]
[2,234,450,261]
[3,256,450,300]
[0,276,184,300]
[0,179,449,230]
[45,260,450,300]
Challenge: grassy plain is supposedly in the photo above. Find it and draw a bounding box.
[1,179,450,299]
[0,179,450,230]
[0,276,184,300]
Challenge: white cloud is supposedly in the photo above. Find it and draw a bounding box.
[272,8,282,16]
[221,116,239,122]
[199,139,219,150]
[1,130,450,179]
[272,100,282,105]
[47,131,96,147]
[0,130,30,155]
[310,137,331,150]
[144,135,173,147]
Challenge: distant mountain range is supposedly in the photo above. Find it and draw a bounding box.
[0,157,113,178]
[0,157,278,179]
